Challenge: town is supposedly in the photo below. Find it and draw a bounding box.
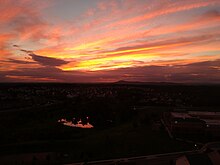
[0,83,220,164]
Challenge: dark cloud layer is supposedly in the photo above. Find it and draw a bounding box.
[14,46,69,67]
[29,53,68,67]
[2,58,36,65]
[0,59,219,83]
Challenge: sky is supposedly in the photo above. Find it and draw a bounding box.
[0,0,220,83]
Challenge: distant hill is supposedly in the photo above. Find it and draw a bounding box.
[114,80,181,85]
[113,80,220,86]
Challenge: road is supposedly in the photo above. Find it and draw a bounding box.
[66,150,196,165]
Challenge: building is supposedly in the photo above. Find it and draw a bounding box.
[175,152,220,165]
[175,142,220,165]
[164,112,205,137]
[188,111,220,120]
[163,111,220,138]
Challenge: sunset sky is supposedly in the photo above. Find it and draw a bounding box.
[1,0,220,83]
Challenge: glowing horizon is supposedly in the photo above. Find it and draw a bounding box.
[0,0,220,83]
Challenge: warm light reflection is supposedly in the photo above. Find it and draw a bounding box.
[58,119,94,129]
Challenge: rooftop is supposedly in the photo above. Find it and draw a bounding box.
[203,119,220,126]
[171,112,192,119]
[188,111,220,116]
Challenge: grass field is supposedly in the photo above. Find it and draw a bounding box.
[0,106,194,163]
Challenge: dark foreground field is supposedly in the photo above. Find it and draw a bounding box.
[0,83,220,164]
